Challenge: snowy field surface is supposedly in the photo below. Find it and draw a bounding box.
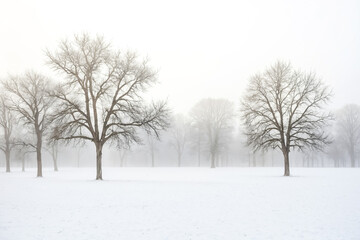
[1,167,360,240]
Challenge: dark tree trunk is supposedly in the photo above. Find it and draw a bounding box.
[4,132,11,172]
[283,149,290,176]
[36,132,42,177]
[5,149,10,173]
[36,148,42,177]
[36,147,42,177]
[95,142,103,180]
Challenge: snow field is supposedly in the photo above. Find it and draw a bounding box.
[0,167,359,240]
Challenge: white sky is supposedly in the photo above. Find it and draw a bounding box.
[0,0,359,114]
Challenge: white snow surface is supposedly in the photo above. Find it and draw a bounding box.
[1,167,359,240]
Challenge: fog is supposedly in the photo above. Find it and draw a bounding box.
[0,0,360,170]
[1,0,359,111]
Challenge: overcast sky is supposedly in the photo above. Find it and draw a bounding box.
[1,0,359,114]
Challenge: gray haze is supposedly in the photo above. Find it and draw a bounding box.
[1,0,359,112]
[0,0,359,169]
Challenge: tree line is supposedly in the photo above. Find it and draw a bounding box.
[0,33,359,179]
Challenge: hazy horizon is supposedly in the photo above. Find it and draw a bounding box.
[1,0,359,114]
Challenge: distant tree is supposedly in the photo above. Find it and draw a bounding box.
[118,148,128,167]
[146,134,158,167]
[328,141,342,167]
[241,61,332,176]
[335,104,360,167]
[3,72,53,177]
[169,114,190,167]
[191,98,234,168]
[45,140,59,171]
[13,141,32,172]
[0,94,15,172]
[47,34,169,180]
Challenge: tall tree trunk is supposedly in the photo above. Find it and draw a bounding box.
[283,149,290,176]
[53,155,58,171]
[4,133,11,172]
[36,132,42,177]
[52,145,59,171]
[95,142,103,180]
[5,149,10,172]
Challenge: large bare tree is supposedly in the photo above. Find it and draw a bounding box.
[0,94,15,172]
[4,72,53,177]
[335,104,360,167]
[191,98,234,168]
[46,34,169,180]
[241,61,332,176]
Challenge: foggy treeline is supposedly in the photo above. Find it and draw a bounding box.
[1,102,359,170]
[1,33,360,177]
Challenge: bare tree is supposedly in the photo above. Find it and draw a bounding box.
[191,98,234,168]
[169,114,189,167]
[0,94,15,172]
[46,34,169,180]
[45,140,59,171]
[118,148,128,167]
[328,140,345,167]
[13,142,32,172]
[146,134,158,167]
[3,72,53,177]
[241,61,332,176]
[335,104,360,167]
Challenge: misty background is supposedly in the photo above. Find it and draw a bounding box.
[0,0,359,169]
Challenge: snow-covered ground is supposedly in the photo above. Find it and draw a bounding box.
[1,167,359,240]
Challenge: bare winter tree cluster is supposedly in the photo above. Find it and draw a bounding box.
[191,99,234,168]
[0,34,169,179]
[331,104,360,167]
[0,94,14,172]
[2,33,356,178]
[169,114,190,167]
[2,72,54,177]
